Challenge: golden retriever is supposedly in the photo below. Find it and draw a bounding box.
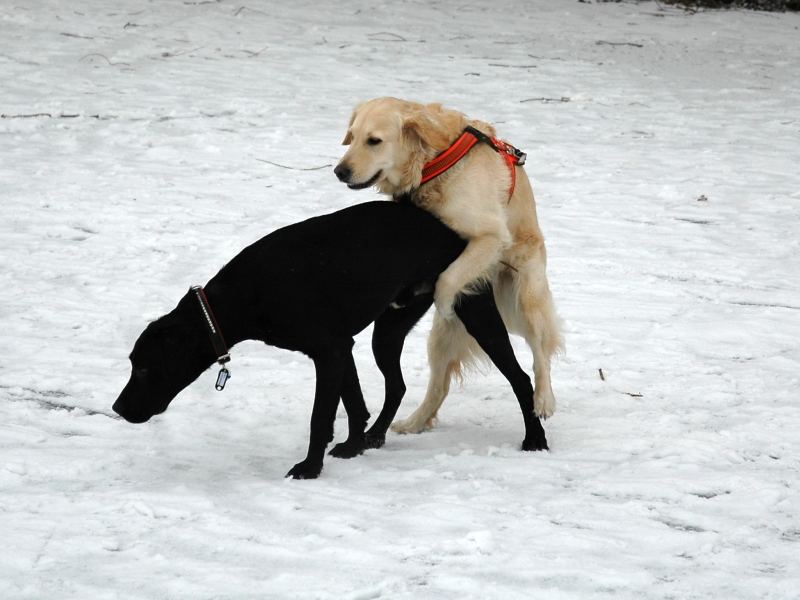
[335,97,563,429]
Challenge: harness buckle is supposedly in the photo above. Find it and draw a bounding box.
[500,142,526,166]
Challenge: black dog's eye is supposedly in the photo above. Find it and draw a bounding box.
[367,137,382,146]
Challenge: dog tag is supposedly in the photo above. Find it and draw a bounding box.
[215,366,231,391]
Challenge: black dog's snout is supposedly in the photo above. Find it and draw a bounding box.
[112,395,152,423]
[334,163,351,182]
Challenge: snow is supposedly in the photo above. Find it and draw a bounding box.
[2,1,799,598]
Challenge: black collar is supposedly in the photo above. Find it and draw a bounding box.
[190,285,232,390]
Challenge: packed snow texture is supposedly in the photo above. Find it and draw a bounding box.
[1,1,799,598]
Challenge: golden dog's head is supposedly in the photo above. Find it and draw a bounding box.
[335,97,466,196]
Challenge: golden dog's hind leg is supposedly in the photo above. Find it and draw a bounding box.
[391,311,474,434]
[516,260,563,419]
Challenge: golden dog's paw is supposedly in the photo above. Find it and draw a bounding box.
[435,301,456,320]
[391,416,435,434]
[434,281,458,320]
[534,391,556,419]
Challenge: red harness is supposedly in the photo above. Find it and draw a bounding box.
[419,125,526,198]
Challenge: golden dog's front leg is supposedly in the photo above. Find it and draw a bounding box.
[434,234,504,319]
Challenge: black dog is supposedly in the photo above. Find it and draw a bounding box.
[112,201,547,479]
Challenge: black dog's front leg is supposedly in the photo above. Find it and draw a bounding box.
[286,344,350,479]
[365,294,433,449]
[329,352,370,459]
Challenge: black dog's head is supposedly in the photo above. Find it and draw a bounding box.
[113,297,214,423]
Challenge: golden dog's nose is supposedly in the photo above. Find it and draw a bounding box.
[334,163,351,182]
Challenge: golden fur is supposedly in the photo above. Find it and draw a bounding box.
[336,97,563,425]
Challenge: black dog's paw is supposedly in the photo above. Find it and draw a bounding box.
[363,432,386,449]
[522,436,549,452]
[328,439,365,459]
[286,460,323,479]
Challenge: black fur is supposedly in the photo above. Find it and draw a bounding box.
[112,201,547,479]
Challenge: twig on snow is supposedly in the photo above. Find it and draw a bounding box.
[79,53,130,66]
[61,32,94,40]
[234,5,271,17]
[1,112,111,119]
[489,63,537,69]
[242,45,269,57]
[520,96,571,104]
[598,368,605,381]
[368,32,407,42]
[256,158,332,171]
[528,54,565,61]
[596,40,644,48]
[1,112,53,118]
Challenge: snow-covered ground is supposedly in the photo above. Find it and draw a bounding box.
[2,1,799,598]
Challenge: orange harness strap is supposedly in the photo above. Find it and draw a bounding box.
[494,139,518,199]
[420,131,481,184]
[419,126,526,199]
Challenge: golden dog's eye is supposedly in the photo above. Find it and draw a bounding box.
[367,137,382,146]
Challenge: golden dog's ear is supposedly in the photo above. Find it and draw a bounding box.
[402,108,451,152]
[341,103,363,145]
[342,128,353,146]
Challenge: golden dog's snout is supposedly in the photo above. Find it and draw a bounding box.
[334,163,351,182]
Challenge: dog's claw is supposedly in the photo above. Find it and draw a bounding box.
[363,432,386,449]
[286,460,323,479]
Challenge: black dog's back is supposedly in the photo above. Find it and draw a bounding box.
[214,202,465,346]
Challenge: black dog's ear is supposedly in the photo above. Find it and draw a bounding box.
[143,314,186,351]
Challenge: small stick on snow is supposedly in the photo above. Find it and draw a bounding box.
[79,53,130,66]
[1,113,110,119]
[489,63,537,69]
[242,45,269,57]
[598,368,605,381]
[520,97,570,104]
[596,41,644,48]
[1,113,53,119]
[61,32,94,40]
[368,32,407,42]
[256,159,332,171]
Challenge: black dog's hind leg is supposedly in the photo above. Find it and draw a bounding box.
[454,287,548,451]
[286,341,353,479]
[328,353,371,459]
[364,293,433,449]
